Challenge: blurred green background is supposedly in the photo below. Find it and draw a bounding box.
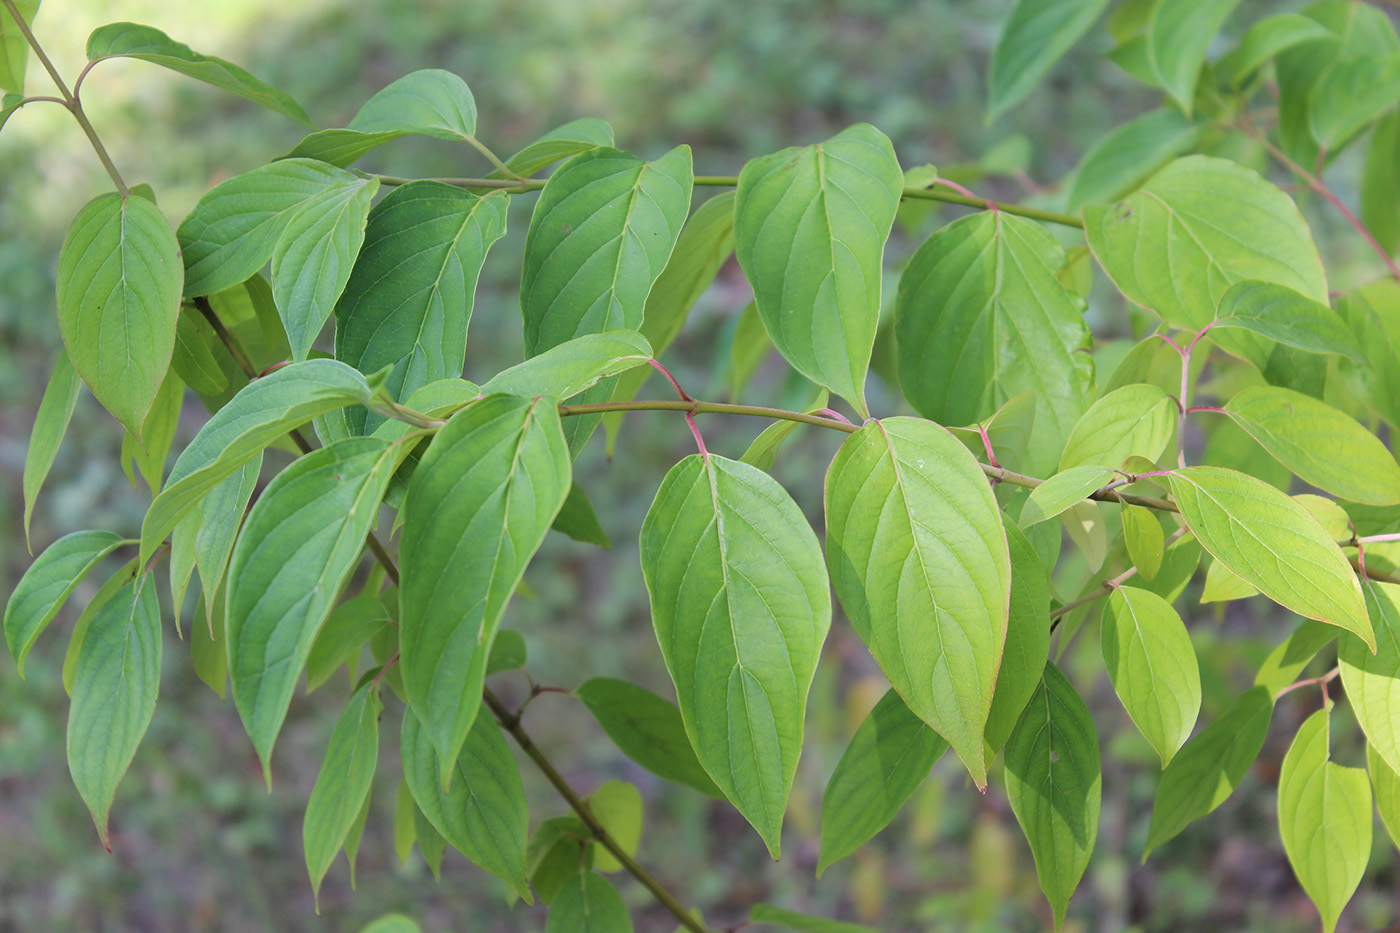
[2,1,1397,930]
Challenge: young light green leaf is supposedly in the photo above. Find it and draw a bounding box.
[57,191,183,435]
[304,681,381,905]
[492,117,614,179]
[1066,109,1200,210]
[817,689,948,876]
[334,182,508,432]
[641,454,830,856]
[0,1,38,94]
[1168,466,1371,647]
[984,522,1051,755]
[399,395,571,781]
[546,872,632,933]
[573,677,723,798]
[1308,53,1400,152]
[272,174,378,359]
[1101,586,1200,766]
[481,331,653,401]
[1339,581,1400,777]
[1363,112,1400,257]
[1254,620,1335,699]
[305,594,392,693]
[400,705,531,899]
[1369,744,1400,852]
[986,0,1113,122]
[141,359,372,563]
[1212,280,1364,363]
[191,590,227,698]
[66,574,160,850]
[1144,685,1273,854]
[6,529,127,676]
[1059,384,1174,471]
[896,211,1093,476]
[1216,12,1332,86]
[1021,466,1117,526]
[1085,156,1328,330]
[1122,504,1165,579]
[735,124,901,416]
[227,437,400,777]
[1224,386,1400,505]
[748,903,878,933]
[825,418,1011,788]
[1278,707,1371,933]
[1200,555,1258,604]
[550,483,610,549]
[23,349,81,547]
[1004,662,1101,928]
[85,22,313,126]
[1146,0,1244,114]
[587,780,642,872]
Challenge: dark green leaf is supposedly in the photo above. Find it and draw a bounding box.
[986,0,1113,121]
[1254,620,1335,699]
[529,816,593,904]
[574,678,723,798]
[119,368,183,494]
[304,681,381,903]
[551,483,610,548]
[5,530,126,676]
[23,349,81,547]
[305,594,392,693]
[984,522,1051,754]
[191,590,227,698]
[546,872,632,933]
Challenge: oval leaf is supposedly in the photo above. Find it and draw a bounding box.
[1059,383,1175,471]
[5,530,126,677]
[545,872,632,933]
[480,331,654,401]
[1212,280,1364,363]
[1339,580,1400,777]
[1021,465,1117,526]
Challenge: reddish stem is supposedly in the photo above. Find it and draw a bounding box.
[648,359,692,402]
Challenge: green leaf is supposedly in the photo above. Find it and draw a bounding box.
[334,181,508,432]
[1122,504,1165,579]
[1217,13,1333,86]
[1004,662,1101,928]
[57,191,183,435]
[1144,685,1273,854]
[984,522,1051,754]
[171,308,228,396]
[1278,707,1371,933]
[303,681,381,905]
[748,903,878,933]
[272,174,379,359]
[191,590,227,698]
[227,437,401,778]
[1212,280,1365,364]
[400,705,531,899]
[1021,466,1117,526]
[551,483,610,549]
[1059,384,1175,471]
[485,629,527,676]
[0,1,38,94]
[641,454,830,856]
[529,816,593,904]
[23,349,81,547]
[587,780,642,872]
[825,418,1011,788]
[361,914,422,933]
[1368,744,1400,852]
[1167,466,1371,647]
[1067,109,1200,210]
[192,455,261,636]
[1145,0,1243,114]
[493,117,614,179]
[1363,112,1400,257]
[734,124,902,415]
[399,395,571,780]
[1308,54,1400,152]
[986,0,1113,122]
[1224,386,1400,505]
[817,689,948,875]
[344,784,370,882]
[481,331,653,401]
[413,805,446,877]
[85,22,313,126]
[1339,580,1400,777]
[738,387,830,473]
[728,302,772,401]
[119,368,183,494]
[1062,500,1110,574]
[5,530,126,677]
[141,359,372,563]
[1254,620,1335,699]
[305,594,392,693]
[1100,586,1200,766]
[66,574,161,849]
[546,872,632,933]
[0,90,23,131]
[348,68,476,137]
[896,211,1093,476]
[62,560,135,697]
[573,678,723,798]
[1085,156,1329,330]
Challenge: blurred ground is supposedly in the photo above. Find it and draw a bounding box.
[2,1,1398,930]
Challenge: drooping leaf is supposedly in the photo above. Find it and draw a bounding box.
[896,211,1093,476]
[728,302,772,401]
[0,1,39,94]
[1278,707,1371,933]
[119,368,183,494]
[1145,685,1273,854]
[984,522,1051,754]
[545,872,632,933]
[23,349,81,547]
[1224,386,1400,505]
[1085,156,1328,330]
[400,705,531,899]
[480,331,653,401]
[190,590,227,698]
[141,359,372,563]
[1369,744,1400,852]
[1145,0,1244,114]
[304,681,381,904]
[85,22,313,126]
[1122,504,1165,579]
[1101,586,1200,766]
[550,483,610,549]
[5,530,127,677]
[587,780,642,872]
[1066,108,1200,209]
[57,191,183,435]
[1167,466,1371,646]
[492,117,615,179]
[734,124,902,415]
[334,182,508,432]
[1004,662,1101,928]
[1216,12,1332,86]
[227,437,401,778]
[1021,466,1117,526]
[573,678,723,798]
[640,454,830,856]
[305,594,392,693]
[529,816,593,904]
[66,575,161,849]
[1308,53,1400,152]
[1059,383,1175,471]
[192,455,261,635]
[414,804,446,878]
[986,0,1114,122]
[817,689,948,875]
[1339,580,1400,777]
[1363,112,1400,257]
[399,395,571,781]
[825,418,1011,788]
[1254,620,1335,699]
[748,903,878,933]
